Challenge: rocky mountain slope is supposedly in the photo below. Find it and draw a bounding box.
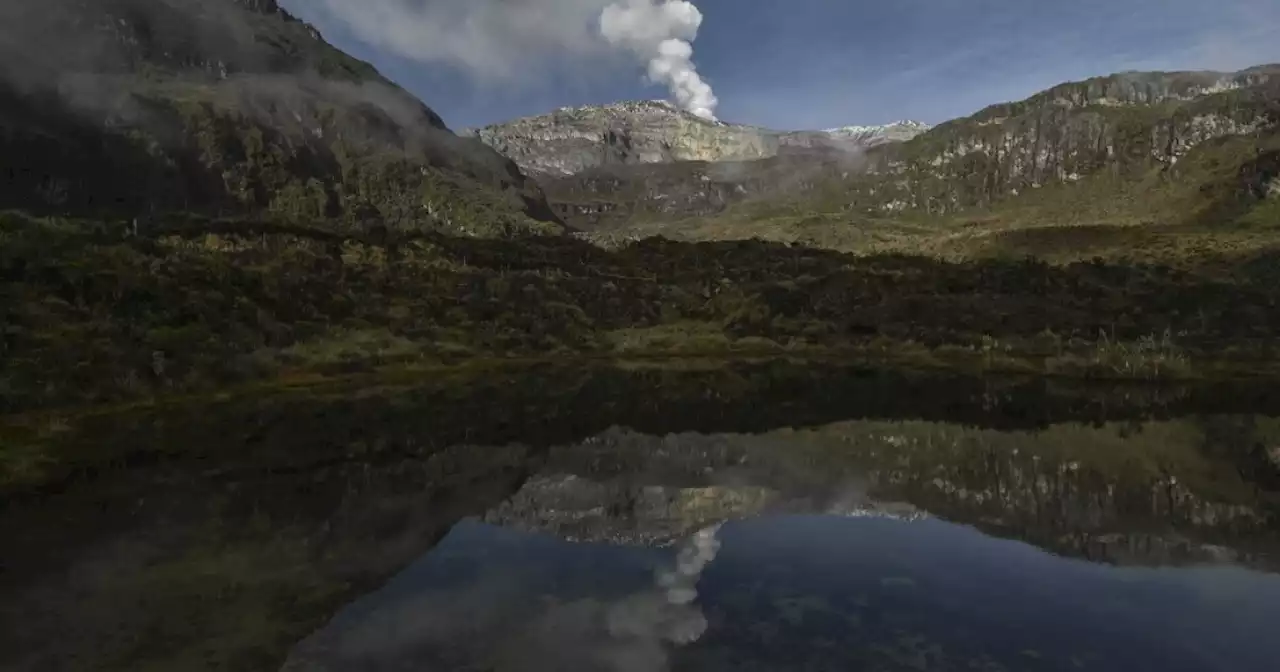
[512,67,1280,242]
[488,419,1280,570]
[858,65,1280,216]
[0,0,562,234]
[462,99,929,176]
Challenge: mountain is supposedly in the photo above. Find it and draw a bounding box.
[823,120,933,144]
[0,0,562,234]
[487,420,1280,571]
[462,99,931,177]
[487,67,1280,250]
[5,5,1280,412]
[854,65,1280,217]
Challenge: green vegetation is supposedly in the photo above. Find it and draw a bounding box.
[608,127,1280,261]
[1,74,559,236]
[5,5,1280,671]
[2,0,562,237]
[5,6,1277,413]
[5,210,1280,413]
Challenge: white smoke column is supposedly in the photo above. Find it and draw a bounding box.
[604,523,724,658]
[656,524,722,608]
[599,0,719,120]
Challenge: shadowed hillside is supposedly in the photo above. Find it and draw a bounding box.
[5,211,1280,411]
[0,0,562,234]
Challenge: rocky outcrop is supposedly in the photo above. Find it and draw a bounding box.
[0,0,563,234]
[855,66,1280,215]
[463,99,929,177]
[499,67,1280,232]
[822,120,933,144]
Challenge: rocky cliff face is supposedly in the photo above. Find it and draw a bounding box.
[503,67,1280,233]
[857,66,1280,216]
[462,99,929,177]
[0,0,562,233]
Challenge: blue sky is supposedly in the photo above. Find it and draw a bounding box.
[280,0,1280,131]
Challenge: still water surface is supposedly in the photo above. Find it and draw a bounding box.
[284,422,1280,672]
[3,364,1280,671]
[291,517,1280,672]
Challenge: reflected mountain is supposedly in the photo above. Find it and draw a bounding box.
[3,362,1280,670]
[495,419,1280,570]
[285,516,1280,672]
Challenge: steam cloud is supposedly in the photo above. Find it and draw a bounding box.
[599,0,718,120]
[294,0,719,120]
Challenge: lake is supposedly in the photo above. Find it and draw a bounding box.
[3,362,1280,671]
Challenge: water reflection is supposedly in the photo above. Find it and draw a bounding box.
[288,516,1280,672]
[281,413,1280,671]
[3,363,1280,671]
[288,521,728,672]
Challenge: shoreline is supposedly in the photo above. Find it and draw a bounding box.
[4,339,1280,422]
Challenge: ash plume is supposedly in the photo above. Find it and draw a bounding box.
[600,0,718,120]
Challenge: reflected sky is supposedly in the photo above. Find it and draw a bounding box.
[290,511,1280,672]
[7,365,1280,671]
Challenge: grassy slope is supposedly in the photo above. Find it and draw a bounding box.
[616,130,1280,262]
[6,210,1280,413]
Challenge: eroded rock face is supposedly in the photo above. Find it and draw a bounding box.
[857,66,1280,215]
[477,67,1279,231]
[462,99,930,177]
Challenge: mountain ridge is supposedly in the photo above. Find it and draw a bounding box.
[518,65,1280,241]
[5,6,1280,415]
[461,99,932,177]
[0,0,563,234]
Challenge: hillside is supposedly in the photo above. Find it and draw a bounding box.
[5,10,1280,672]
[859,66,1280,213]
[5,7,1280,411]
[524,67,1280,258]
[462,99,928,176]
[0,0,563,235]
[8,208,1280,412]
